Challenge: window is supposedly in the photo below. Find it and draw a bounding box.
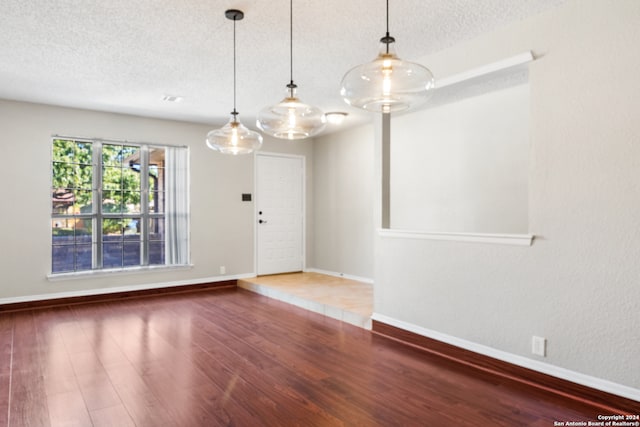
[51,138,189,274]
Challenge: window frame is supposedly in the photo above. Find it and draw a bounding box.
[50,137,183,275]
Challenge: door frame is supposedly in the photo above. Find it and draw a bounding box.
[254,152,306,275]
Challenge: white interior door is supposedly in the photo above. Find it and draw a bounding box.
[256,154,304,275]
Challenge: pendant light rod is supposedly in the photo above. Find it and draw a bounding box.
[381,0,395,52]
[287,0,296,92]
[232,11,237,116]
[225,9,244,117]
[386,0,389,34]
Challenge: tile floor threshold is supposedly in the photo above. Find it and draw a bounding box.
[237,272,373,330]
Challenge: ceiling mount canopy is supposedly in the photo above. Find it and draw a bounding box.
[325,112,348,125]
[256,0,326,140]
[206,9,263,155]
[340,0,435,113]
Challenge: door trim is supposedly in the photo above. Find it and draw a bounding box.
[254,152,306,275]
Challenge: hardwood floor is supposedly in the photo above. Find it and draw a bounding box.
[0,288,614,426]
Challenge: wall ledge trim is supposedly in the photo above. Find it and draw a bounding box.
[371,313,640,411]
[436,50,534,89]
[303,268,374,284]
[378,229,534,246]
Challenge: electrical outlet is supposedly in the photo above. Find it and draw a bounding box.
[532,336,546,357]
[220,266,226,275]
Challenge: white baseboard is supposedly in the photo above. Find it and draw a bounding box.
[372,313,640,403]
[303,268,374,284]
[0,273,255,306]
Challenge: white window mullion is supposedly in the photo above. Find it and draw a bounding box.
[93,141,103,269]
[140,145,150,266]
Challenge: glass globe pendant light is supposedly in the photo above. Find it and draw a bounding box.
[256,0,326,140]
[340,0,435,113]
[206,9,263,155]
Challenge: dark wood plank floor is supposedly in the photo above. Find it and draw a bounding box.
[0,288,612,426]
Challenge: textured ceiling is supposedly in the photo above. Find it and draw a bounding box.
[0,0,565,132]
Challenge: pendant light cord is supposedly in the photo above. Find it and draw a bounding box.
[290,0,293,85]
[380,0,394,53]
[386,0,389,35]
[385,0,390,53]
[232,15,238,117]
[287,0,297,95]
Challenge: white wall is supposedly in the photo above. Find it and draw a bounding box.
[0,99,312,300]
[390,83,529,233]
[312,125,374,280]
[374,0,640,392]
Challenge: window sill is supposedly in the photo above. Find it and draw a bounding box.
[47,264,193,282]
[378,229,534,246]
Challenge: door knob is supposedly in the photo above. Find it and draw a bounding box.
[259,219,267,224]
